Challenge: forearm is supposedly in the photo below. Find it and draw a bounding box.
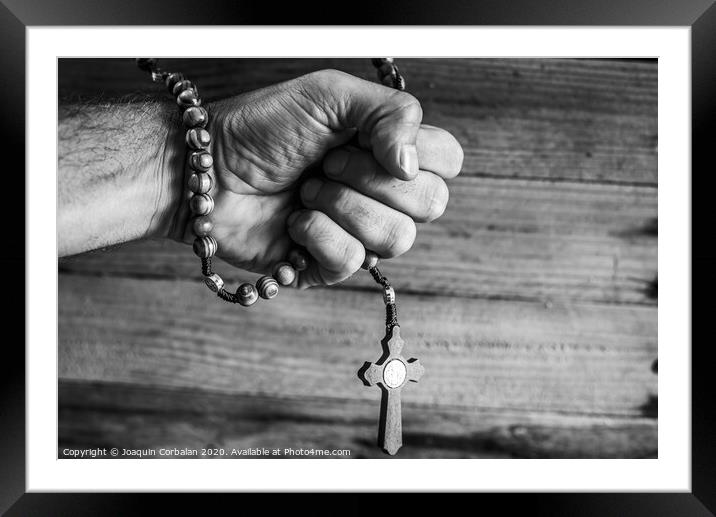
[58,99,184,256]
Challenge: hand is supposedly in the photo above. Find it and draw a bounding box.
[170,69,463,288]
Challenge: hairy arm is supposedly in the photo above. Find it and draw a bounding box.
[58,98,183,256]
[57,72,462,285]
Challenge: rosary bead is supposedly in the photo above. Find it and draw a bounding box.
[378,63,396,77]
[188,172,212,194]
[394,75,406,91]
[256,276,279,299]
[362,250,380,270]
[172,79,195,96]
[190,193,214,215]
[190,151,213,172]
[192,216,214,237]
[183,106,209,128]
[272,261,297,286]
[288,249,308,271]
[186,128,211,150]
[165,72,184,93]
[177,88,201,108]
[204,273,224,293]
[236,283,259,306]
[381,74,397,87]
[383,286,396,305]
[193,235,218,258]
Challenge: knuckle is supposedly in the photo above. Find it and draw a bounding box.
[388,90,423,122]
[328,183,355,212]
[296,210,325,240]
[383,217,417,258]
[303,68,349,88]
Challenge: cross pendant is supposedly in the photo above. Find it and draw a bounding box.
[358,325,425,455]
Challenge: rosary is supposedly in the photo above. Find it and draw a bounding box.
[136,58,425,456]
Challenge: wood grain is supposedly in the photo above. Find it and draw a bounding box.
[60,176,657,304]
[57,58,658,458]
[58,58,657,184]
[59,275,657,417]
[58,380,657,459]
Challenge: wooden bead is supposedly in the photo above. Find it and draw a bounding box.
[381,74,397,87]
[378,63,396,77]
[272,261,297,286]
[192,216,214,237]
[204,273,224,293]
[186,128,211,150]
[394,75,406,91]
[172,79,194,97]
[193,235,217,258]
[183,106,208,128]
[177,88,200,108]
[383,286,396,305]
[189,193,214,215]
[362,250,380,270]
[256,276,279,300]
[288,249,308,271]
[165,72,184,93]
[188,172,212,194]
[236,283,258,307]
[189,151,213,172]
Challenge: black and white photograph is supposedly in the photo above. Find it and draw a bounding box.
[1,0,710,507]
[57,57,658,460]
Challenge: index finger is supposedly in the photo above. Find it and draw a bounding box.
[300,69,423,181]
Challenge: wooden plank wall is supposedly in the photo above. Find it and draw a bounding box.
[58,58,658,459]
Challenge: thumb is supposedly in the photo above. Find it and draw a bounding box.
[301,69,423,180]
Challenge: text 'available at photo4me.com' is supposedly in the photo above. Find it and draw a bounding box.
[60,447,353,458]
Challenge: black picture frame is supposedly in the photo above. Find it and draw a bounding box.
[3,0,713,513]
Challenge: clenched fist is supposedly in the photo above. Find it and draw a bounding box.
[168,69,463,288]
[59,68,463,289]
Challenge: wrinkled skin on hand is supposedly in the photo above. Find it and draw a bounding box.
[172,69,463,288]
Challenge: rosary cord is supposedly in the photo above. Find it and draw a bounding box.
[367,57,406,335]
[367,264,390,289]
[368,265,399,333]
[137,57,406,326]
[217,288,238,303]
[137,57,293,307]
[201,257,213,276]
